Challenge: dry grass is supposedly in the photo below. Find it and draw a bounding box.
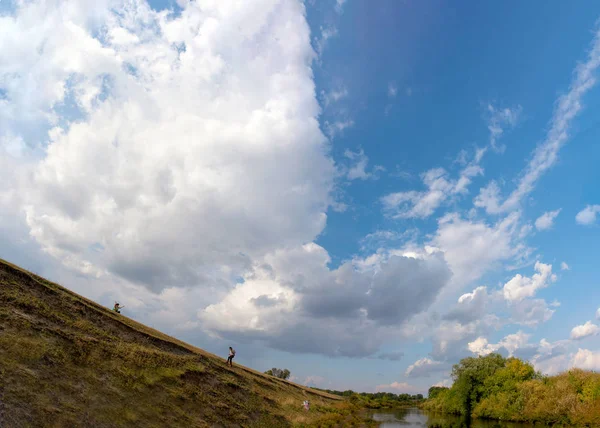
[0,258,365,428]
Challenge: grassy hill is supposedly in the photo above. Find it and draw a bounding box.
[0,259,368,427]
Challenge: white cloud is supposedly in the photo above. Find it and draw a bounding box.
[561,262,570,271]
[509,298,555,327]
[596,308,600,320]
[534,209,561,231]
[321,87,348,107]
[468,331,535,358]
[382,168,453,219]
[433,212,524,289]
[570,321,600,340]
[576,205,600,226]
[388,82,398,98]
[314,25,338,57]
[467,336,497,356]
[571,348,600,371]
[486,103,522,153]
[335,0,347,14]
[324,119,354,139]
[344,148,382,181]
[389,168,413,181]
[503,261,556,302]
[454,163,484,195]
[381,149,484,219]
[405,358,448,378]
[475,27,600,214]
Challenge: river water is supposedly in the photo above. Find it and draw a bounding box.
[370,408,535,427]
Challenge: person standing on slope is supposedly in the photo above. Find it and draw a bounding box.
[227,347,236,367]
[113,302,124,314]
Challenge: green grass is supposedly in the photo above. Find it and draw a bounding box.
[0,258,369,427]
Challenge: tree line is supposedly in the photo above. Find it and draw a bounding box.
[312,388,424,409]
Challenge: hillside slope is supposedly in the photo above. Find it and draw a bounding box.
[0,259,348,428]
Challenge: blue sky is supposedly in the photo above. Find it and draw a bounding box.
[1,0,600,394]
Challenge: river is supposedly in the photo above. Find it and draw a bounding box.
[370,407,536,427]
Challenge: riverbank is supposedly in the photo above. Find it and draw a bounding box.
[423,353,600,426]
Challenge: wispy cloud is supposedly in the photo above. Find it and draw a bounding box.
[487,103,522,153]
[321,87,349,107]
[324,119,354,139]
[382,168,453,219]
[576,204,600,225]
[335,0,347,14]
[390,168,413,180]
[314,25,338,57]
[382,148,484,219]
[344,149,383,181]
[388,82,398,98]
[476,27,600,214]
[535,209,561,231]
[405,358,448,378]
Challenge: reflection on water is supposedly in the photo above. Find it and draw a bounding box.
[370,408,535,428]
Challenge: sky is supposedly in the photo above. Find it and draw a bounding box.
[1,0,600,395]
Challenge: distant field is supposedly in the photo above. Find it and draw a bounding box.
[0,259,371,428]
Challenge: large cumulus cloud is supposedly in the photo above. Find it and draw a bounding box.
[2,0,334,291]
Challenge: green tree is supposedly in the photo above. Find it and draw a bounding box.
[451,353,506,415]
[428,386,449,399]
[483,357,536,396]
[264,368,291,380]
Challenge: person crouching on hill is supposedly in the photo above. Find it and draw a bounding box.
[113,302,124,314]
[227,347,236,367]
